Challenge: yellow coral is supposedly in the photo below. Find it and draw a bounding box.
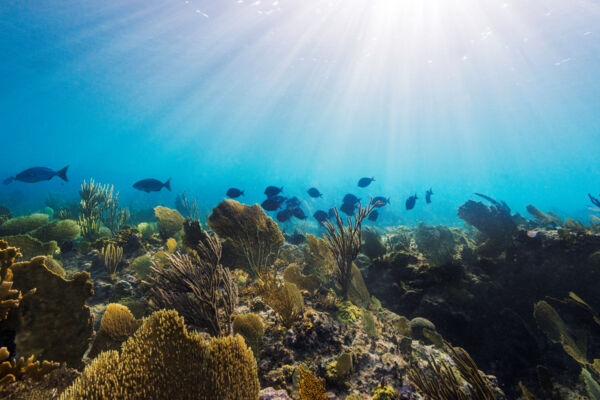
[166,237,177,254]
[0,347,59,386]
[299,366,327,400]
[60,309,260,400]
[88,303,140,359]
[283,263,320,293]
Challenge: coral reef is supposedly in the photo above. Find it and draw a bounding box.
[282,263,320,293]
[154,206,184,239]
[304,234,334,284]
[298,366,327,400]
[59,309,260,400]
[0,235,57,260]
[30,219,80,243]
[207,200,283,274]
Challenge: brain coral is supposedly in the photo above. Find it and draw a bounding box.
[0,214,49,236]
[154,206,184,239]
[60,309,260,400]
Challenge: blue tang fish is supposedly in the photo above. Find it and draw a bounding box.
[4,166,69,184]
[133,178,171,193]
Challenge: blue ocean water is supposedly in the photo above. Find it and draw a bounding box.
[1,0,599,229]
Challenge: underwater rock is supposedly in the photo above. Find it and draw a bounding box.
[0,235,57,264]
[208,199,284,273]
[60,309,260,400]
[0,214,49,236]
[30,219,80,244]
[361,229,387,260]
[408,317,436,342]
[153,206,184,239]
[110,279,134,302]
[414,223,471,267]
[259,387,292,400]
[457,199,517,255]
[9,257,94,369]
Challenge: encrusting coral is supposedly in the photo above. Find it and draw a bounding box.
[59,309,260,400]
[9,256,94,369]
[207,199,283,275]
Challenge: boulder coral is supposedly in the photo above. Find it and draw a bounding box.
[59,309,260,400]
[30,219,80,243]
[207,200,283,274]
[154,206,184,239]
[0,214,49,236]
[9,256,94,369]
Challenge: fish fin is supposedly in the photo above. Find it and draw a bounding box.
[3,177,14,184]
[56,166,69,182]
[164,178,172,192]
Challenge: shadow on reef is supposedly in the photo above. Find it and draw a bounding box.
[365,194,600,397]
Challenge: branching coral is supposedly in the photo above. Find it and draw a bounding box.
[148,231,238,336]
[207,200,283,276]
[320,200,377,300]
[78,179,129,239]
[255,267,304,327]
[59,309,260,400]
[408,341,498,400]
[175,191,200,220]
[101,242,123,275]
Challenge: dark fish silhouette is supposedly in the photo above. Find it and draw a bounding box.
[292,207,308,220]
[226,188,244,198]
[373,196,390,207]
[358,177,375,188]
[261,198,282,211]
[343,193,360,205]
[133,178,171,193]
[285,197,301,209]
[340,202,356,216]
[328,208,336,219]
[405,195,418,210]
[287,232,306,245]
[307,187,322,198]
[272,195,287,205]
[4,166,69,184]
[313,210,329,223]
[276,209,292,222]
[265,186,283,198]
[589,193,600,208]
[368,210,379,221]
[426,188,433,204]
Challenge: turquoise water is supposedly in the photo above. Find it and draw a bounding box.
[1,0,599,227]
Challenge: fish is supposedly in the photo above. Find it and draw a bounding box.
[589,194,600,208]
[265,186,283,198]
[287,232,306,245]
[133,178,171,193]
[343,193,360,205]
[261,198,282,211]
[340,202,357,216]
[358,177,375,188]
[373,196,390,207]
[425,188,433,204]
[313,210,329,223]
[368,210,379,221]
[405,195,418,210]
[307,187,322,198]
[285,196,301,209]
[4,166,69,184]
[226,188,244,198]
[272,195,287,205]
[276,209,293,222]
[292,207,308,220]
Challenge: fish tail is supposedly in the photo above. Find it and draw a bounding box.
[387,197,391,204]
[3,177,14,184]
[241,190,245,196]
[56,165,69,182]
[164,178,172,192]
